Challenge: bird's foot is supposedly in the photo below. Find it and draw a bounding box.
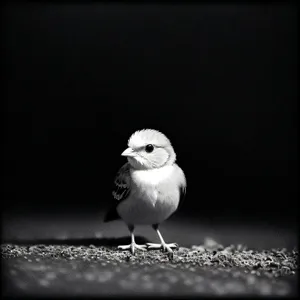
[146,242,178,253]
[117,243,147,255]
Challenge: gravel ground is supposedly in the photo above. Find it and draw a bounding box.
[1,238,298,297]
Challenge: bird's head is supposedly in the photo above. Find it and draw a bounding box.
[121,129,176,170]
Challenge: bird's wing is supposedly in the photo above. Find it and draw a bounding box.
[176,164,186,210]
[178,183,186,209]
[104,162,131,223]
[112,162,131,202]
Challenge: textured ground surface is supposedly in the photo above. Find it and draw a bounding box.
[1,213,298,297]
[1,241,298,297]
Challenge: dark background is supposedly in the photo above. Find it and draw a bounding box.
[2,4,297,226]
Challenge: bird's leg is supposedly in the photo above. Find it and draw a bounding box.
[147,224,178,253]
[117,225,147,255]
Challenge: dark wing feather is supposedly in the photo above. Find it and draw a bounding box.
[178,184,186,210]
[103,163,131,223]
[167,183,186,221]
[112,163,131,202]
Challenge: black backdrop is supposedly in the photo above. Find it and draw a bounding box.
[2,4,297,225]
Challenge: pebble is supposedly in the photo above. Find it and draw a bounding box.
[246,275,256,285]
[204,238,219,248]
[141,281,155,290]
[45,272,56,280]
[98,271,113,283]
[39,279,50,287]
[158,282,170,292]
[10,269,17,275]
[119,279,136,290]
[84,273,95,281]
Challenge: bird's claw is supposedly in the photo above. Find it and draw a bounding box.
[146,242,178,253]
[118,243,147,255]
[168,252,174,260]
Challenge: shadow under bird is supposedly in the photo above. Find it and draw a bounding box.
[104,129,186,256]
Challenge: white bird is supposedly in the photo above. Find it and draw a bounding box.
[104,129,186,256]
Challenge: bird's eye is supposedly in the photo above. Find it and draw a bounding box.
[145,144,154,153]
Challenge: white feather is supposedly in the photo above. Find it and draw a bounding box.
[117,164,185,225]
[131,165,174,186]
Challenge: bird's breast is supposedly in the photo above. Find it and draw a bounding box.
[116,165,182,225]
[130,165,174,186]
[130,166,174,206]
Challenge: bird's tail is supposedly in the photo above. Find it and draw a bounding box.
[103,207,120,223]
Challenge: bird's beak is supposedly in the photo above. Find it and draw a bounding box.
[121,148,136,157]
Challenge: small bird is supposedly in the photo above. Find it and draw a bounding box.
[104,129,186,256]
